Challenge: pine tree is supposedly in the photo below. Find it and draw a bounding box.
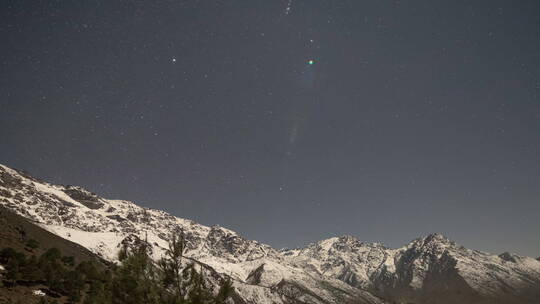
[111,242,160,304]
[76,261,101,281]
[157,230,234,304]
[5,257,21,283]
[41,248,61,261]
[40,250,65,294]
[186,266,212,304]
[158,230,187,303]
[1,247,25,284]
[26,238,40,251]
[214,277,234,304]
[84,280,111,304]
[64,270,85,302]
[22,255,42,281]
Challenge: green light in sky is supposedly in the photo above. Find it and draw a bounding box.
[308,59,315,65]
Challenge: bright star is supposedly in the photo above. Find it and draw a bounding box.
[308,59,315,65]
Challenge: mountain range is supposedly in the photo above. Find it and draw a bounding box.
[1,163,539,304]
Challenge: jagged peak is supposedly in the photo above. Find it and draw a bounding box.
[334,235,387,249]
[405,233,457,253]
[302,235,391,255]
[419,233,452,244]
[426,232,450,240]
[318,234,360,244]
[337,234,360,243]
[313,235,358,250]
[208,224,239,238]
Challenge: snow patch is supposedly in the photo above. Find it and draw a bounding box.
[33,289,46,296]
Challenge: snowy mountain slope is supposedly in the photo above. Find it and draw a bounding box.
[0,164,383,304]
[282,234,540,303]
[1,163,540,304]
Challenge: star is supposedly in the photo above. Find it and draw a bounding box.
[172,58,176,63]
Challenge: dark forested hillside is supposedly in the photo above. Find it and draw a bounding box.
[0,207,233,304]
[0,206,107,303]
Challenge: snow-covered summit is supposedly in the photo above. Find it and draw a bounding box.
[283,231,540,303]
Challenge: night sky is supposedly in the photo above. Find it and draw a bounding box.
[1,1,539,257]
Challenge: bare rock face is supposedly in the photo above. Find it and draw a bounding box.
[206,225,251,259]
[1,163,540,304]
[63,186,104,209]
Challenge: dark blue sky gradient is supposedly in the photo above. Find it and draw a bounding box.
[1,1,539,256]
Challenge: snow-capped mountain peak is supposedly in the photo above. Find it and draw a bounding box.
[1,163,540,304]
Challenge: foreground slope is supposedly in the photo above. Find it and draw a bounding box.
[0,206,108,266]
[1,163,539,304]
[0,206,110,303]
